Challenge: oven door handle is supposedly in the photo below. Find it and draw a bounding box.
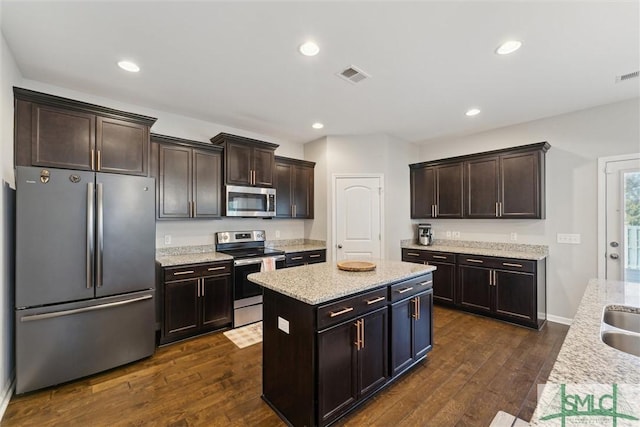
[234,255,286,267]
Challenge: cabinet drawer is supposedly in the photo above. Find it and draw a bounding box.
[458,255,535,273]
[306,250,326,264]
[424,252,455,264]
[389,273,433,303]
[401,248,428,263]
[197,262,231,276]
[164,265,200,282]
[317,288,388,330]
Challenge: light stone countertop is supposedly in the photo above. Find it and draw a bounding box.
[273,244,326,253]
[401,239,548,261]
[529,278,640,425]
[248,259,436,305]
[155,245,233,267]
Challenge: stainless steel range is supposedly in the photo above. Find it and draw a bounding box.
[215,230,285,328]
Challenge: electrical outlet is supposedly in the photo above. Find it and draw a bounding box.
[164,235,172,245]
[510,232,518,241]
[557,233,581,244]
[446,231,452,238]
[452,231,460,239]
[275,230,281,238]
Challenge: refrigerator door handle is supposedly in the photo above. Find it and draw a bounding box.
[86,183,95,289]
[19,295,153,322]
[96,183,104,288]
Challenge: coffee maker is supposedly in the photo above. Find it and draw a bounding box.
[417,223,433,246]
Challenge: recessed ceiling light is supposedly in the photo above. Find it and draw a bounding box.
[495,40,522,55]
[465,108,481,117]
[117,60,140,72]
[312,122,324,129]
[299,41,320,57]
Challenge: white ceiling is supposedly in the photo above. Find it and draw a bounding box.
[2,1,639,145]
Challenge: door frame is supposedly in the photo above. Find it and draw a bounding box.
[331,174,385,263]
[597,153,640,279]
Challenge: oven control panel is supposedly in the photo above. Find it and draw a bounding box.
[216,230,265,244]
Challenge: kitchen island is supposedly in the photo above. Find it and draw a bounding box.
[249,260,436,427]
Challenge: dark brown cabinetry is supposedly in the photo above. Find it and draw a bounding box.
[14,87,156,176]
[401,249,456,305]
[285,249,326,267]
[410,162,463,218]
[410,142,549,220]
[160,261,232,344]
[275,156,315,218]
[210,133,278,187]
[151,134,222,219]
[390,277,433,377]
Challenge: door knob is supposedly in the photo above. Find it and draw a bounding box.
[610,241,619,248]
[609,253,619,260]
[337,244,343,249]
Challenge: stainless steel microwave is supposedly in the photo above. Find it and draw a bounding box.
[225,185,276,217]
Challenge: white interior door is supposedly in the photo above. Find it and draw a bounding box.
[605,157,640,282]
[335,176,383,261]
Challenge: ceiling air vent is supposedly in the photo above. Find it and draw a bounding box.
[616,70,639,83]
[338,65,370,84]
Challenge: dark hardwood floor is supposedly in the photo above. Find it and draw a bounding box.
[2,306,568,426]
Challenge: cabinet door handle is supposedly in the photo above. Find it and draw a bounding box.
[431,255,447,260]
[431,205,435,217]
[360,319,365,349]
[291,256,303,261]
[365,296,386,305]
[418,280,433,287]
[201,281,205,297]
[415,296,421,320]
[97,150,102,171]
[502,262,522,268]
[329,307,354,318]
[489,270,493,286]
[397,286,414,294]
[499,202,503,217]
[293,204,296,217]
[91,149,95,170]
[466,259,484,264]
[353,319,363,350]
[192,201,196,217]
[407,252,420,257]
[207,266,226,271]
[173,270,195,276]
[196,279,200,297]
[493,270,497,287]
[309,254,321,258]
[495,202,499,217]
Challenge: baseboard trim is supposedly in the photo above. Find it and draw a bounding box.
[547,314,573,325]
[0,373,15,422]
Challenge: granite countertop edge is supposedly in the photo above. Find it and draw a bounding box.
[401,243,547,260]
[273,244,327,254]
[155,252,233,267]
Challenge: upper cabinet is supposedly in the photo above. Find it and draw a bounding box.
[410,162,463,219]
[150,134,222,220]
[274,156,315,219]
[210,133,278,187]
[410,142,550,220]
[14,87,156,176]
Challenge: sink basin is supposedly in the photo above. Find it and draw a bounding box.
[602,306,640,333]
[601,331,640,358]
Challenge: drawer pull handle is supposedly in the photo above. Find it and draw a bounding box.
[309,254,321,258]
[207,266,226,271]
[365,296,386,305]
[173,270,195,276]
[466,259,484,264]
[418,280,433,286]
[502,262,523,268]
[397,287,414,294]
[291,256,303,260]
[407,252,420,256]
[432,255,447,260]
[329,307,354,317]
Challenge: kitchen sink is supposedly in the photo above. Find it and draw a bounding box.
[601,331,640,358]
[602,305,640,333]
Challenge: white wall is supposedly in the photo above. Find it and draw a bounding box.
[304,134,419,261]
[0,30,22,414]
[416,98,640,321]
[18,79,308,247]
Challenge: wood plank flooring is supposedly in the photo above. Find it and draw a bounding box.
[1,306,568,427]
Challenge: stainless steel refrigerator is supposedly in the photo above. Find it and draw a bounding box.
[15,166,156,394]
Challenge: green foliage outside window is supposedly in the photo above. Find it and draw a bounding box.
[626,172,640,226]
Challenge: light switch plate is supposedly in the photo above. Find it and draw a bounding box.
[557,233,581,244]
[164,235,171,245]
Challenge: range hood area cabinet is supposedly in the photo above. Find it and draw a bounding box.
[210,133,279,187]
[274,156,315,219]
[13,87,156,176]
[150,134,222,219]
[410,142,550,220]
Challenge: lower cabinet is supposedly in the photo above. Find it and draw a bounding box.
[317,307,388,425]
[285,249,326,267]
[391,289,433,377]
[160,261,232,344]
[401,249,456,305]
